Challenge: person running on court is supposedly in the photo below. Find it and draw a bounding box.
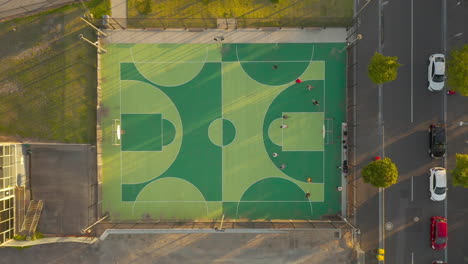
[307,177,312,183]
[272,153,278,157]
[312,99,320,106]
[273,64,278,69]
[279,164,286,170]
[307,85,314,91]
[280,124,288,128]
[296,79,302,83]
[282,115,289,119]
[305,192,311,199]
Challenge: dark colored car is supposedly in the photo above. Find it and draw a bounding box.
[431,216,447,250]
[429,124,446,158]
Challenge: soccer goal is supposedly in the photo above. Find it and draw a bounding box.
[112,119,121,146]
[325,118,334,145]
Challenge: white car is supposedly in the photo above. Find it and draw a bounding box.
[428,54,446,91]
[429,167,447,201]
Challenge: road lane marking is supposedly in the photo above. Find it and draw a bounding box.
[411,0,413,123]
[411,176,414,202]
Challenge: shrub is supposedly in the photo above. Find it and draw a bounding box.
[362,157,399,188]
[368,52,402,84]
[452,153,468,187]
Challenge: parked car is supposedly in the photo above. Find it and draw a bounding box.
[428,54,446,91]
[429,167,447,201]
[429,124,446,158]
[431,216,448,250]
[432,261,447,264]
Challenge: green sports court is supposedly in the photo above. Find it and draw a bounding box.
[100,42,346,221]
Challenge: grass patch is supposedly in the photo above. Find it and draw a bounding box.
[13,234,27,241]
[31,231,44,240]
[0,6,97,143]
[12,246,32,250]
[85,0,112,18]
[127,0,353,21]
[128,0,154,16]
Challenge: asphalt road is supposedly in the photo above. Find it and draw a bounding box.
[355,0,468,263]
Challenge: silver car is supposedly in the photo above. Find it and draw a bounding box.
[429,167,447,201]
[428,54,445,91]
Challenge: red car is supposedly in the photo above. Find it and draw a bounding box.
[431,216,447,250]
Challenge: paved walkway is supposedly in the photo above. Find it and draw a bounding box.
[102,28,347,44]
[2,237,97,247]
[110,0,126,27]
[0,230,354,264]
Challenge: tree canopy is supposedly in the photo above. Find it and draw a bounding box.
[362,157,399,188]
[368,52,402,84]
[452,153,468,187]
[447,44,468,96]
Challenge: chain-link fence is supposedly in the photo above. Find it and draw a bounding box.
[92,16,352,30]
[94,220,351,236]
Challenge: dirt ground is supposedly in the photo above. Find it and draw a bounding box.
[0,229,355,264]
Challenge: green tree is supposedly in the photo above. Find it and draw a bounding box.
[362,157,399,188]
[447,44,468,96]
[368,52,402,84]
[452,153,468,187]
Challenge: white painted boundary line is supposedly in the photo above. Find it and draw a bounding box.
[127,200,323,203]
[410,0,414,123]
[411,176,414,202]
[122,60,323,63]
[441,0,448,262]
[99,228,343,240]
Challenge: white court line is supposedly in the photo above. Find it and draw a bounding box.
[130,46,209,88]
[121,60,325,64]
[119,63,123,186]
[221,61,224,201]
[323,61,326,186]
[129,200,324,203]
[130,177,209,216]
[235,45,318,87]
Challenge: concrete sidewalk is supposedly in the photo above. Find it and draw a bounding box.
[110,0,126,27]
[102,28,347,44]
[0,229,354,264]
[1,236,97,247]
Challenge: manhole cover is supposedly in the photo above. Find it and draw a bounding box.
[385,222,393,230]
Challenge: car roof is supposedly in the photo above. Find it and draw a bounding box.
[434,62,445,75]
[437,221,447,237]
[432,126,446,141]
[435,171,447,187]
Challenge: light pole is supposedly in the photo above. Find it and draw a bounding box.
[341,216,361,235]
[341,34,363,52]
[355,0,373,18]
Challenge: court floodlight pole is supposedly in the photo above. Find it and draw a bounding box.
[81,214,109,234]
[79,34,107,53]
[80,17,107,36]
[355,0,373,19]
[215,214,226,231]
[341,34,362,53]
